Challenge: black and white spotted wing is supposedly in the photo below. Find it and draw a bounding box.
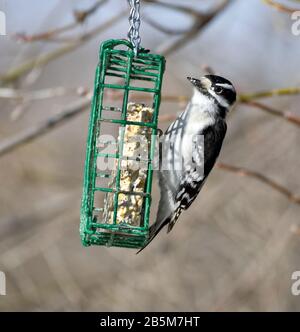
[176,120,226,207]
[161,106,190,194]
[167,119,227,232]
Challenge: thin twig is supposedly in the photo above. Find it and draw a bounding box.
[0,11,126,85]
[263,0,299,14]
[73,0,108,23]
[1,1,230,84]
[143,0,208,17]
[0,86,89,101]
[12,0,108,43]
[0,97,91,157]
[2,86,300,158]
[239,87,300,102]
[202,64,216,75]
[157,0,231,56]
[244,100,300,127]
[143,0,207,31]
[12,22,79,43]
[143,16,194,35]
[217,162,300,205]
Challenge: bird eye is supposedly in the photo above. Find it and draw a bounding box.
[213,86,223,94]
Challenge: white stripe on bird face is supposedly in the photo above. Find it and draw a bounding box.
[209,89,230,108]
[215,82,235,91]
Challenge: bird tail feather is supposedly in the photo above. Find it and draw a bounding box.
[137,206,183,254]
[167,207,182,233]
[136,215,172,254]
[137,174,174,254]
[136,171,180,254]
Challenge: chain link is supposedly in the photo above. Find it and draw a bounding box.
[127,0,141,56]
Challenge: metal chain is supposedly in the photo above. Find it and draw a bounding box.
[127,0,141,56]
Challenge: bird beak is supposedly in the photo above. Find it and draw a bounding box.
[187,76,211,91]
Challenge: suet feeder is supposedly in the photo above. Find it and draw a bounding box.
[80,39,165,249]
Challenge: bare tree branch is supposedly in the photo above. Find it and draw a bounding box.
[1,1,230,84]
[217,162,300,205]
[2,85,300,158]
[0,86,88,101]
[0,97,91,157]
[239,87,300,102]
[143,16,193,35]
[244,100,300,127]
[12,0,108,43]
[263,0,299,14]
[157,0,231,55]
[0,11,126,85]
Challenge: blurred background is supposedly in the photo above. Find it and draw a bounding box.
[0,0,300,311]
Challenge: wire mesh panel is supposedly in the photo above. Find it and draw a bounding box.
[80,39,165,249]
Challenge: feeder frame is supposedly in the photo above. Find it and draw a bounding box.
[80,39,165,249]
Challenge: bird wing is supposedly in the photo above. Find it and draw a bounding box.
[136,108,189,253]
[137,115,227,253]
[175,119,227,209]
[166,119,227,233]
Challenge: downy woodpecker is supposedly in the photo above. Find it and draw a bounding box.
[138,75,236,253]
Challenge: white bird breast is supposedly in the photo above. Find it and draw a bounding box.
[181,89,216,166]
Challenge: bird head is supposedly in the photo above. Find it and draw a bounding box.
[187,75,236,110]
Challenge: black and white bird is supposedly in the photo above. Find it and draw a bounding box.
[138,75,236,253]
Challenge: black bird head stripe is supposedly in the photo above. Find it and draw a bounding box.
[204,74,236,106]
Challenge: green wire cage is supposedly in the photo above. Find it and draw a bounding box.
[80,39,165,249]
